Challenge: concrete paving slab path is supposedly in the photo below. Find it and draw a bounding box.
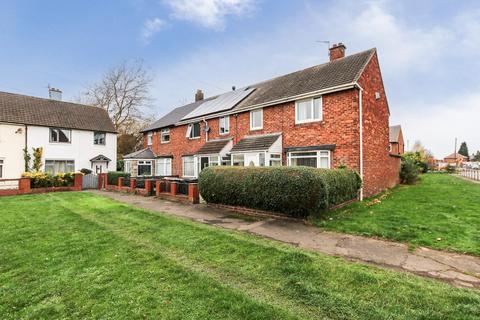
[89,190,480,289]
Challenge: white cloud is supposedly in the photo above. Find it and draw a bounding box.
[164,0,255,29]
[141,17,166,42]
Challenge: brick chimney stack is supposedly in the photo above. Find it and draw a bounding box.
[329,43,346,61]
[195,89,204,102]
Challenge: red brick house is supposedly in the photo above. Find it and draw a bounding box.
[124,44,400,198]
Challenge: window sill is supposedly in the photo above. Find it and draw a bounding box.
[160,141,170,144]
[188,137,201,140]
[295,119,323,125]
[250,127,263,131]
[219,132,230,136]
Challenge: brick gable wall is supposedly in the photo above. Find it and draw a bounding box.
[357,52,400,196]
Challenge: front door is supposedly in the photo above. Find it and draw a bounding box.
[200,157,209,171]
[244,153,259,166]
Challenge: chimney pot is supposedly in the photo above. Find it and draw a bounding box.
[48,87,62,101]
[232,86,236,91]
[329,43,346,61]
[195,89,204,102]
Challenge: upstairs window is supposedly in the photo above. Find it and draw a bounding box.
[295,97,322,124]
[160,128,170,143]
[50,128,71,143]
[250,109,263,130]
[147,132,153,146]
[186,123,201,139]
[219,116,230,135]
[94,131,106,145]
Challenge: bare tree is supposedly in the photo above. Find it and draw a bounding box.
[84,61,153,133]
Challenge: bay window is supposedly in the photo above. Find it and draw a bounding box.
[137,160,152,176]
[295,97,322,124]
[287,150,330,169]
[156,158,172,176]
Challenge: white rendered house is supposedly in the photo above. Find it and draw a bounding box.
[0,90,117,179]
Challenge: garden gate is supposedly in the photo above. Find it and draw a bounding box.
[82,174,98,189]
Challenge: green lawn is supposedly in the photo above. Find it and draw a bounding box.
[1,193,479,319]
[314,174,480,255]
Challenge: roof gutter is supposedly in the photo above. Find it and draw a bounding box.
[175,82,357,126]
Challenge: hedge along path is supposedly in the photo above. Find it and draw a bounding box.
[67,192,480,319]
[198,166,361,218]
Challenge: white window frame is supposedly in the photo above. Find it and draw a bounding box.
[250,109,263,130]
[182,156,197,178]
[219,116,230,135]
[137,160,153,176]
[0,158,4,178]
[93,131,106,145]
[287,150,331,169]
[156,158,172,176]
[49,128,72,144]
[232,154,245,166]
[45,160,75,174]
[147,132,153,146]
[124,160,131,173]
[160,128,170,144]
[295,96,323,124]
[186,123,201,139]
[268,153,282,167]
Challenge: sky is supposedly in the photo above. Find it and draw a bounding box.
[1,0,479,158]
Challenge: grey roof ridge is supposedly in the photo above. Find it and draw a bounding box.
[0,90,102,109]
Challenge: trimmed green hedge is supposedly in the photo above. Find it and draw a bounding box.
[21,172,75,188]
[199,167,361,218]
[107,172,130,186]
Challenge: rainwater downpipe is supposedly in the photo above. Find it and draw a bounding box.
[357,84,364,201]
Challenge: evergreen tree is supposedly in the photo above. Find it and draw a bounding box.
[458,142,469,158]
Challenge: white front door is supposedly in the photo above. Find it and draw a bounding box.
[244,153,259,166]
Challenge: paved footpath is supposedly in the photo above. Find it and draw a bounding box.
[90,190,480,289]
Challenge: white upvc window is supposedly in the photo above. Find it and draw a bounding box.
[250,109,263,130]
[160,128,170,143]
[269,154,282,167]
[295,97,323,124]
[93,131,106,145]
[50,128,71,143]
[186,123,201,139]
[0,159,3,178]
[124,160,131,173]
[147,132,153,146]
[287,150,330,169]
[138,160,153,176]
[156,158,172,176]
[182,156,197,177]
[232,154,245,166]
[219,116,230,135]
[45,160,75,174]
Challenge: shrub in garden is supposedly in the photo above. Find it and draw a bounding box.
[80,168,93,175]
[199,166,361,218]
[400,158,420,184]
[107,171,130,186]
[445,164,457,174]
[21,172,75,188]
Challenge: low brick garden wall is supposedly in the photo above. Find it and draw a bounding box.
[104,177,199,204]
[0,174,83,197]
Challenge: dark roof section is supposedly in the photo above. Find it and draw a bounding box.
[0,91,116,133]
[90,154,112,162]
[231,133,281,152]
[196,138,232,155]
[232,49,375,112]
[146,48,376,127]
[123,147,157,159]
[389,125,402,143]
[285,144,336,152]
[142,97,215,132]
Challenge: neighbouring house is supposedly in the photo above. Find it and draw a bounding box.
[389,125,404,156]
[444,152,468,166]
[0,89,117,179]
[124,43,400,197]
